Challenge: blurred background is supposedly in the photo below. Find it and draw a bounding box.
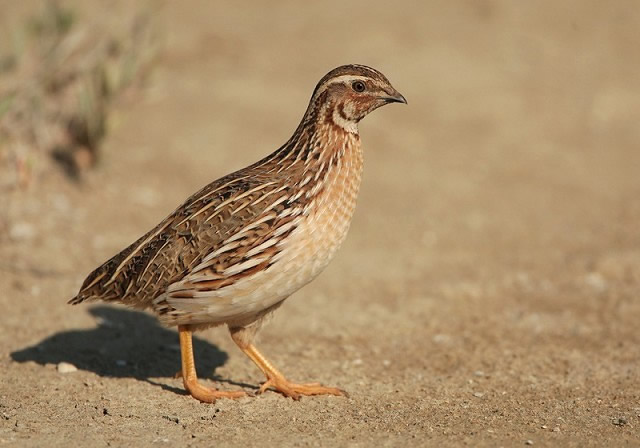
[1,1,639,446]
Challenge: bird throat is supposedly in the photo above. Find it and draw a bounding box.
[331,104,359,134]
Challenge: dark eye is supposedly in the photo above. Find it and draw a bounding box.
[352,81,366,93]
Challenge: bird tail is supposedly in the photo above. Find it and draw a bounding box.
[68,266,110,305]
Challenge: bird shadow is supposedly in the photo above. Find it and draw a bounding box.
[10,305,252,395]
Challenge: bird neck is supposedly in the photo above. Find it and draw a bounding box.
[268,94,362,173]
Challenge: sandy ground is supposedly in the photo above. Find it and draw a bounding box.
[1,1,639,446]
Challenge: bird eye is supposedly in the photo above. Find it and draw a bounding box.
[352,81,366,93]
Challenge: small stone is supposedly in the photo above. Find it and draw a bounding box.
[553,427,561,432]
[584,272,607,292]
[382,360,391,367]
[352,358,363,366]
[57,362,78,373]
[432,333,451,344]
[612,417,627,426]
[473,392,484,398]
[9,222,35,241]
[541,425,547,429]
[525,440,534,446]
[473,370,485,377]
[163,415,180,424]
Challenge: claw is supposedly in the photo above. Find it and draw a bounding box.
[260,376,346,400]
[184,380,247,403]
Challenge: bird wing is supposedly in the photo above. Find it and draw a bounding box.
[70,166,303,310]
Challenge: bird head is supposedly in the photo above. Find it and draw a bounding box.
[308,64,407,133]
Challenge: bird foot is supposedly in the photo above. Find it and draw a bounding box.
[259,376,347,400]
[184,379,246,403]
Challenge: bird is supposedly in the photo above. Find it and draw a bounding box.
[69,64,406,403]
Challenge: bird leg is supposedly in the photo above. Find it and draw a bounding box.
[230,327,346,400]
[178,325,246,403]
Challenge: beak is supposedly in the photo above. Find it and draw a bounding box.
[382,90,407,105]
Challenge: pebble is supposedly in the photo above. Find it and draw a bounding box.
[473,392,484,398]
[9,222,36,241]
[525,440,534,446]
[57,362,78,373]
[584,272,607,292]
[432,333,451,344]
[162,415,180,424]
[612,417,627,426]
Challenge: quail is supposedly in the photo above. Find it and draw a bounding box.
[70,64,406,402]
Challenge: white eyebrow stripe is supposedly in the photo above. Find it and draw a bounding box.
[314,75,371,95]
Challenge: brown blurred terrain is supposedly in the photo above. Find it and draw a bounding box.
[1,1,639,446]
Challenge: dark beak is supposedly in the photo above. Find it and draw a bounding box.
[382,90,407,105]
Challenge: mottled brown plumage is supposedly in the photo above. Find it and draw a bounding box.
[70,64,406,402]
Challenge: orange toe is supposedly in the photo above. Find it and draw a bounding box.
[259,376,346,400]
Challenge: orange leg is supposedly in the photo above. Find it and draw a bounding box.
[230,328,346,400]
[178,325,246,403]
